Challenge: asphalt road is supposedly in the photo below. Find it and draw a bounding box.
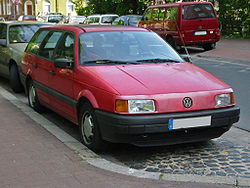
[191,57,250,131]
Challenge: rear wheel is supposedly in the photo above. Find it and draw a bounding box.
[79,102,107,152]
[27,80,42,112]
[10,64,23,93]
[203,43,216,51]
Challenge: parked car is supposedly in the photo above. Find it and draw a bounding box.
[113,15,142,26]
[0,21,48,92]
[18,15,37,21]
[38,13,66,23]
[84,14,119,25]
[0,17,5,22]
[68,16,86,24]
[21,25,239,151]
[138,1,220,50]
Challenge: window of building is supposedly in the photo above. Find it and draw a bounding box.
[43,0,51,13]
[7,0,11,15]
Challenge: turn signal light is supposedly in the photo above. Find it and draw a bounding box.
[115,100,128,113]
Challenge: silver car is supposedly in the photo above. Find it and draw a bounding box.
[0,21,47,92]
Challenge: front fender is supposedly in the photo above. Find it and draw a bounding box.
[76,89,99,109]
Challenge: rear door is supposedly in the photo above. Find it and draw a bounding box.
[25,30,63,106]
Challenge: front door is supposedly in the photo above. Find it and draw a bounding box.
[27,5,32,15]
[49,32,76,122]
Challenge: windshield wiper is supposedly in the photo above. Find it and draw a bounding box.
[82,59,138,65]
[136,58,180,63]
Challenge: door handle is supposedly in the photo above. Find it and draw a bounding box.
[33,64,38,68]
[49,70,55,75]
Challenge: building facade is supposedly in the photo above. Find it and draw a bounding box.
[0,0,87,20]
[36,0,87,16]
[0,0,36,20]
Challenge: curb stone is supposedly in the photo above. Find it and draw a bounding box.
[0,85,249,187]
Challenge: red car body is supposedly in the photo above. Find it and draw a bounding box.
[21,25,239,151]
[138,2,220,50]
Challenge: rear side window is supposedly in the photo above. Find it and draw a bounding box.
[152,8,165,21]
[143,8,152,21]
[165,7,178,20]
[182,4,216,20]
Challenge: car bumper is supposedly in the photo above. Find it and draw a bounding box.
[95,106,240,146]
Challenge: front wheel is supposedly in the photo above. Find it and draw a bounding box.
[79,102,107,152]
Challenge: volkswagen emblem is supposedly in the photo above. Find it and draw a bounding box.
[183,97,192,108]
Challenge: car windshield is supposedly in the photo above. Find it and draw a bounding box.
[79,31,184,66]
[182,4,216,20]
[9,24,42,43]
[101,16,118,23]
[128,16,142,23]
[24,15,36,20]
[48,15,63,23]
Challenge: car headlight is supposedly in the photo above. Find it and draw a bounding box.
[216,93,234,107]
[116,100,155,113]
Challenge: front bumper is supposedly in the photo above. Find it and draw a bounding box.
[95,106,240,146]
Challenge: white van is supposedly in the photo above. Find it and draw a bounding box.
[84,14,119,25]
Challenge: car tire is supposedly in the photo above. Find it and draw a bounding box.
[203,43,216,51]
[10,64,23,93]
[27,80,43,112]
[79,102,107,152]
[166,36,177,49]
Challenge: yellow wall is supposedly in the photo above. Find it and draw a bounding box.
[36,0,86,16]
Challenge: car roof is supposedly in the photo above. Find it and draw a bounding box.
[148,1,212,8]
[40,24,149,33]
[0,21,47,25]
[87,14,119,18]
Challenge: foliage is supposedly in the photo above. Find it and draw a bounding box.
[217,0,250,38]
[74,0,249,38]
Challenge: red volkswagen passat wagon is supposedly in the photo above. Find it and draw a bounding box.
[21,25,239,151]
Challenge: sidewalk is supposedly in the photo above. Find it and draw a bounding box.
[195,38,250,65]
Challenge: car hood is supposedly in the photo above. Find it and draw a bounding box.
[84,62,230,95]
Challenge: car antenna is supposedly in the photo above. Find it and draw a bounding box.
[175,21,192,63]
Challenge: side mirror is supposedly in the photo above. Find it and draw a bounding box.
[0,39,7,47]
[54,58,73,69]
[180,54,192,63]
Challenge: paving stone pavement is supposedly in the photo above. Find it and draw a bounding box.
[106,138,250,180]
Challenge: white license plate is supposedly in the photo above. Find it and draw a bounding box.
[169,116,211,130]
[194,31,207,36]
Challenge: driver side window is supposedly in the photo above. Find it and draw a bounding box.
[54,32,75,62]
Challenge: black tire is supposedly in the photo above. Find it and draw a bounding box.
[166,36,177,49]
[79,102,107,152]
[203,43,216,51]
[10,64,23,93]
[27,80,43,112]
